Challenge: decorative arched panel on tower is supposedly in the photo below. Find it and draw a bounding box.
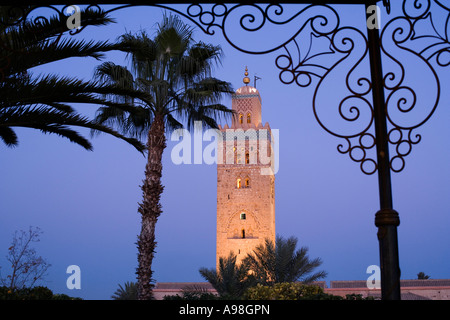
[226,209,260,239]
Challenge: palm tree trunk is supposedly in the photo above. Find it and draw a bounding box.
[136,114,166,300]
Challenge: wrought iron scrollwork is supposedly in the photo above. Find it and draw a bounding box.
[1,1,448,175]
[179,1,449,175]
[381,0,449,172]
[184,3,380,174]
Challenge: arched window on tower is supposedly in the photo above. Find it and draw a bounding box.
[245,152,250,164]
[247,113,251,124]
[241,229,246,239]
[236,178,242,189]
[239,113,243,124]
[245,177,250,188]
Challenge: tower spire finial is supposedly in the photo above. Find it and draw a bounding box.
[243,66,250,85]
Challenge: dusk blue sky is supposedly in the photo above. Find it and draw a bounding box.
[1,3,449,300]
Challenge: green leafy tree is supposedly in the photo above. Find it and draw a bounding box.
[199,253,255,300]
[244,235,327,286]
[0,5,145,151]
[244,282,324,300]
[93,13,233,299]
[244,283,375,300]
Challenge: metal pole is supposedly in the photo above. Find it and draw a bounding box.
[365,2,401,300]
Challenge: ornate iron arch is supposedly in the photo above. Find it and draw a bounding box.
[1,2,449,174]
[167,1,448,176]
[2,0,450,301]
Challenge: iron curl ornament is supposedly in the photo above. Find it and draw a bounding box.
[1,1,449,175]
[173,1,450,175]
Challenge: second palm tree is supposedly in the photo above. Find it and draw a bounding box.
[94,14,234,300]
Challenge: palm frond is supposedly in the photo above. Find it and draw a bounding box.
[164,113,183,133]
[111,281,138,300]
[1,7,117,75]
[0,106,145,152]
[92,63,155,139]
[179,42,223,80]
[0,126,18,146]
[243,235,327,286]
[0,6,115,46]
[118,30,158,79]
[0,106,93,149]
[1,73,153,113]
[0,6,147,152]
[91,13,234,146]
[154,13,193,57]
[94,61,135,90]
[200,253,254,299]
[42,102,74,113]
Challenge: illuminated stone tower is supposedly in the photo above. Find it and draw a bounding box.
[216,67,276,267]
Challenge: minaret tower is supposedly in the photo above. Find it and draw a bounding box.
[216,67,276,267]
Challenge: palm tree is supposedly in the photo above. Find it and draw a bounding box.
[244,235,328,286]
[0,6,145,152]
[199,253,255,299]
[93,14,234,299]
[111,281,139,300]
